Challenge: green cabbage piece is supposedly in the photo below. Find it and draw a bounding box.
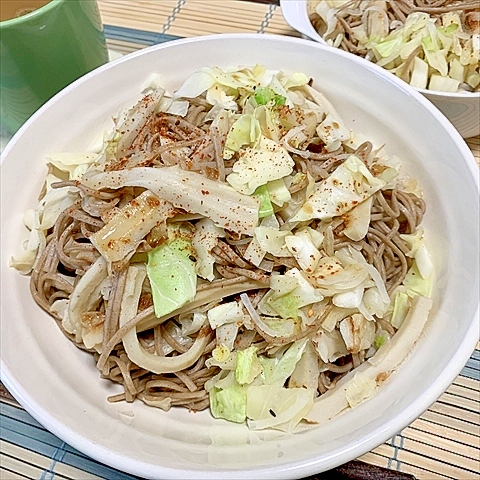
[403,262,433,298]
[10,173,79,274]
[267,292,299,320]
[374,335,387,349]
[224,114,261,159]
[265,338,308,386]
[254,185,274,218]
[210,384,247,423]
[254,87,286,106]
[235,346,263,385]
[146,225,197,318]
[259,268,324,319]
[266,178,291,206]
[391,291,410,329]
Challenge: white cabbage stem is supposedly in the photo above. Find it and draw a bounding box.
[83,165,259,235]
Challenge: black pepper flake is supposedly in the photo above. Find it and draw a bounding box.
[269,409,277,417]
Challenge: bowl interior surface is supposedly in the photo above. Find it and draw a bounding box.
[1,34,479,480]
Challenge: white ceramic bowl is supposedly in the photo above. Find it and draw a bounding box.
[1,34,479,480]
[281,0,480,139]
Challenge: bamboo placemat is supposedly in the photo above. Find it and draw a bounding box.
[1,1,479,479]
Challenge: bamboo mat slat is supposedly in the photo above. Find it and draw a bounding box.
[168,0,270,36]
[0,468,29,480]
[401,429,479,464]
[454,375,480,391]
[1,453,51,479]
[98,0,177,32]
[440,390,479,412]
[407,418,480,452]
[356,451,391,469]
[445,383,480,403]
[0,1,478,479]
[396,448,478,480]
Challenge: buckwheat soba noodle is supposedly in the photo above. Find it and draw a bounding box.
[12,65,434,431]
[309,0,480,93]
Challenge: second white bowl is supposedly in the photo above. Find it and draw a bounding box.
[281,0,480,138]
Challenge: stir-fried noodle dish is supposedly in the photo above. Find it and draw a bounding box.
[309,0,480,93]
[12,65,435,431]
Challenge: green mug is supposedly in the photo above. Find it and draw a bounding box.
[0,0,109,133]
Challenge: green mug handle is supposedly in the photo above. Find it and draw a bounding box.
[0,0,109,133]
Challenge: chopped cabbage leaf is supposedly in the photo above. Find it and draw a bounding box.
[410,57,429,89]
[212,344,231,363]
[210,384,247,423]
[343,196,373,241]
[206,85,238,110]
[253,225,290,258]
[313,256,368,296]
[216,324,239,351]
[47,152,98,181]
[400,228,433,279]
[288,340,319,390]
[254,185,274,219]
[226,136,295,195]
[258,269,324,319]
[429,74,460,92]
[264,293,299,320]
[403,262,433,298]
[254,87,286,106]
[374,335,387,350]
[224,114,261,160]
[206,350,237,371]
[10,174,79,274]
[246,385,315,432]
[321,306,357,333]
[333,285,364,309]
[339,313,376,354]
[362,287,389,319]
[192,218,224,281]
[316,113,351,152]
[285,228,322,274]
[207,301,244,329]
[265,338,309,386]
[313,329,349,363]
[291,155,386,222]
[147,224,197,319]
[391,291,411,329]
[236,346,263,385]
[266,178,291,207]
